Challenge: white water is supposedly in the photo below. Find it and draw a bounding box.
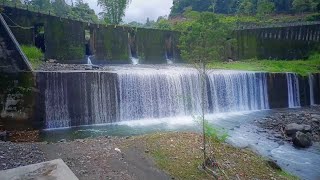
[43,67,308,129]
[118,68,269,121]
[166,52,173,64]
[130,57,139,65]
[309,74,315,106]
[87,56,92,65]
[286,73,300,108]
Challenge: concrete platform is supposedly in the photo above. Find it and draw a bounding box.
[0,159,78,180]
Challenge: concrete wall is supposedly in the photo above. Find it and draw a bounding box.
[0,72,42,130]
[313,74,320,104]
[2,6,181,64]
[237,25,320,60]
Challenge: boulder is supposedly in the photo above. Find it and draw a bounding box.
[285,123,311,136]
[292,131,312,148]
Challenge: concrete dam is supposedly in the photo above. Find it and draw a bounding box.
[0,6,320,130]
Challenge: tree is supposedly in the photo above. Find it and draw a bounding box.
[155,16,172,30]
[177,11,235,171]
[29,0,51,11]
[97,0,131,24]
[292,0,313,13]
[238,0,255,15]
[69,1,98,23]
[51,0,70,17]
[257,0,275,16]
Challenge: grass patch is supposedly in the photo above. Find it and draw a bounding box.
[208,54,320,76]
[138,132,298,180]
[21,45,44,69]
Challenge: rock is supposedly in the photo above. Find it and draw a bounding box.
[311,114,320,119]
[285,123,311,136]
[0,131,7,141]
[115,148,121,153]
[59,139,67,143]
[266,159,282,171]
[76,139,84,143]
[47,59,57,63]
[292,131,312,148]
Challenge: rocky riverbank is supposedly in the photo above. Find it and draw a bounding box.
[255,106,320,148]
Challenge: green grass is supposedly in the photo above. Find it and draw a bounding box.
[208,54,320,76]
[21,45,44,69]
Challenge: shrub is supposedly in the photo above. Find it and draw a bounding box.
[21,45,44,69]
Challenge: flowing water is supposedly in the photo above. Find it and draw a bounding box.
[286,73,301,108]
[309,74,315,106]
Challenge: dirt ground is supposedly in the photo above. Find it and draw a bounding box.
[0,136,170,180]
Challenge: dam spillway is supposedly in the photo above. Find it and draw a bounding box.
[36,67,309,129]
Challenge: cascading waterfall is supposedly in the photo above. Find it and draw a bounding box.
[207,71,269,113]
[309,74,315,106]
[286,73,301,108]
[42,72,119,129]
[42,68,312,129]
[118,68,269,121]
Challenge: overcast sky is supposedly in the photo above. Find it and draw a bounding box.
[83,0,173,23]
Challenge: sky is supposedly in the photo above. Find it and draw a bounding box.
[83,0,173,23]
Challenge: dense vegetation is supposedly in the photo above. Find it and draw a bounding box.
[170,0,320,16]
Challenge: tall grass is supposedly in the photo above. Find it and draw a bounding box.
[21,45,44,69]
[208,54,320,76]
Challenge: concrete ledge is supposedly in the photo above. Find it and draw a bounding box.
[0,159,78,180]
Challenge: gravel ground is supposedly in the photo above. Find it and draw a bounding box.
[0,136,169,180]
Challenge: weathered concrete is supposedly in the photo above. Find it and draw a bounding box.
[267,73,288,108]
[0,159,78,180]
[0,14,32,72]
[236,24,320,60]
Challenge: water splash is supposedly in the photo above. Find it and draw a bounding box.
[286,73,300,108]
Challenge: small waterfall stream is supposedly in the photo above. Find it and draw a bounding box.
[309,74,315,106]
[286,73,301,108]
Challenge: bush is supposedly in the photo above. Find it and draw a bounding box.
[21,45,44,69]
[306,13,320,21]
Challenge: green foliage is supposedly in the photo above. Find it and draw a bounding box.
[97,0,131,24]
[203,120,229,143]
[69,1,99,23]
[177,11,236,64]
[3,0,98,24]
[170,0,318,16]
[256,0,275,16]
[238,0,255,15]
[21,45,44,69]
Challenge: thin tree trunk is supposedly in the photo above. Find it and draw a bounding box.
[201,62,206,168]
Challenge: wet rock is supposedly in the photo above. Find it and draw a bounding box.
[292,131,312,148]
[285,123,311,136]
